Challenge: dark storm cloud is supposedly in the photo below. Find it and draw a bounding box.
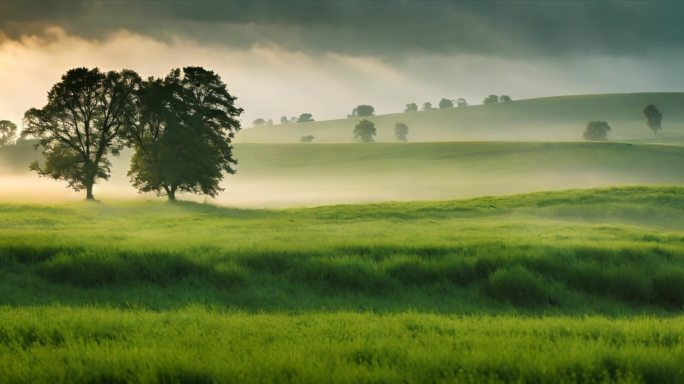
[1,1,683,57]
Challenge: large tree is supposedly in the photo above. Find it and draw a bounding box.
[0,120,17,146]
[643,104,662,135]
[297,113,314,123]
[353,119,376,142]
[404,103,418,112]
[23,67,140,200]
[126,67,243,201]
[483,95,500,104]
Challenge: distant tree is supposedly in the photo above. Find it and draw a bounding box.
[266,119,273,126]
[456,98,468,107]
[583,121,611,141]
[126,67,242,201]
[643,104,663,136]
[0,120,17,146]
[500,95,513,103]
[297,113,314,123]
[300,135,314,143]
[290,116,298,123]
[353,119,376,142]
[405,103,418,112]
[394,122,409,142]
[439,98,454,109]
[252,118,266,126]
[483,95,500,104]
[23,67,140,200]
[280,116,289,124]
[352,104,375,117]
[422,102,433,111]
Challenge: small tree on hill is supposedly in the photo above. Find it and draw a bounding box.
[252,118,266,126]
[583,121,611,141]
[300,135,314,142]
[280,116,289,124]
[643,104,662,136]
[405,103,418,112]
[422,102,433,111]
[354,119,376,142]
[456,98,468,107]
[500,95,513,103]
[394,122,409,142]
[0,120,17,146]
[483,95,499,104]
[352,105,375,117]
[439,98,454,109]
[297,113,314,123]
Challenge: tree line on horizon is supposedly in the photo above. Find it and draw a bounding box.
[8,66,242,201]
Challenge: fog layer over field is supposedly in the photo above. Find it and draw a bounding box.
[2,142,684,207]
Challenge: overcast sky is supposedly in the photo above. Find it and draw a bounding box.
[1,0,684,127]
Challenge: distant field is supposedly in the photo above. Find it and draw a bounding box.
[2,141,684,207]
[238,93,684,143]
[1,186,684,381]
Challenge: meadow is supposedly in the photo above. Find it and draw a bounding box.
[1,186,684,382]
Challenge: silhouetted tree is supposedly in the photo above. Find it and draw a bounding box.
[24,67,140,200]
[252,118,266,126]
[352,104,375,117]
[500,95,512,103]
[456,98,468,107]
[354,119,376,142]
[266,119,273,126]
[297,113,314,123]
[394,122,409,142]
[280,116,289,124]
[439,98,454,109]
[422,102,433,111]
[300,135,314,142]
[583,121,611,141]
[126,67,243,201]
[405,103,418,112]
[0,120,17,146]
[643,104,662,136]
[483,95,499,104]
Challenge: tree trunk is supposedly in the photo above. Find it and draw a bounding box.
[167,186,177,202]
[85,183,95,200]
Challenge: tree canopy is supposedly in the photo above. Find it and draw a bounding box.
[394,122,408,142]
[583,121,611,141]
[252,118,266,126]
[352,105,375,117]
[456,98,468,107]
[438,98,454,109]
[23,67,140,200]
[500,95,513,103]
[353,119,376,142]
[643,104,662,135]
[126,67,243,201]
[297,113,314,123]
[422,102,433,111]
[0,120,17,146]
[483,95,500,104]
[404,103,418,112]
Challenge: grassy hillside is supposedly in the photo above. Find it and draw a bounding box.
[238,93,684,143]
[1,186,684,381]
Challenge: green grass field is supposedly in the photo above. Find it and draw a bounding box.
[1,186,684,382]
[238,93,684,143]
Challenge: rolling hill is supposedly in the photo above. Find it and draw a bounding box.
[238,92,684,143]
